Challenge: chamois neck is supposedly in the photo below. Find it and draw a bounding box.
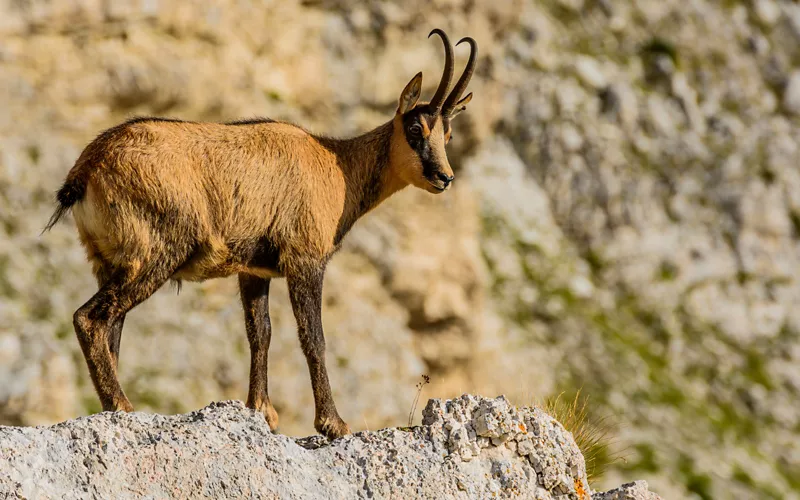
[317,120,406,243]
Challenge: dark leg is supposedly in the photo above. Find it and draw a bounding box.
[74,264,174,412]
[238,273,279,430]
[287,264,350,439]
[93,260,126,370]
[108,316,126,369]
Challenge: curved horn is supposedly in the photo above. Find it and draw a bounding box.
[443,37,477,116]
[428,29,454,111]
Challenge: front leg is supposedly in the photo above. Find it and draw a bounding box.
[238,274,279,431]
[286,264,350,439]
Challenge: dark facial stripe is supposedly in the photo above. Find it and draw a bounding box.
[420,158,439,179]
[402,107,441,180]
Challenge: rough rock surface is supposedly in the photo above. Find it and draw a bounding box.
[592,481,661,500]
[2,1,800,498]
[0,395,658,500]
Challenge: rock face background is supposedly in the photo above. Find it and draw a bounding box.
[1,0,799,498]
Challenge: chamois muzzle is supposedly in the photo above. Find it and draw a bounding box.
[435,172,454,190]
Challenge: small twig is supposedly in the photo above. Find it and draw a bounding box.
[408,374,431,426]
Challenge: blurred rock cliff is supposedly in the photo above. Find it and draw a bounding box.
[1,1,799,498]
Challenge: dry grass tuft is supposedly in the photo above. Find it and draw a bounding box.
[538,391,625,484]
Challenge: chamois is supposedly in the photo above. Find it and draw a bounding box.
[45,29,477,439]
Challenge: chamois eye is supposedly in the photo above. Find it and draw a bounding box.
[409,123,422,136]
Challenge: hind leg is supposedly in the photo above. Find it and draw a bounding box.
[93,261,125,369]
[75,263,174,412]
[107,317,126,370]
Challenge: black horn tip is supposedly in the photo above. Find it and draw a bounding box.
[456,36,477,48]
[429,28,447,39]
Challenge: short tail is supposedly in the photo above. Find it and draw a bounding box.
[43,177,87,233]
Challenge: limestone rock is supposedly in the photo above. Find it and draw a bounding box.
[593,481,662,500]
[0,396,658,500]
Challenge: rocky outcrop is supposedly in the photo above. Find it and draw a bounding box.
[0,395,658,500]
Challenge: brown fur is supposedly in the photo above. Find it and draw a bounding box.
[72,120,398,280]
[46,32,476,440]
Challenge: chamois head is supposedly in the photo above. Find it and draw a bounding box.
[391,29,477,194]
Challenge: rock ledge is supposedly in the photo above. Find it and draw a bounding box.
[0,395,660,499]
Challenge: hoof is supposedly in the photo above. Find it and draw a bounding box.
[249,397,280,431]
[316,415,351,440]
[264,405,280,432]
[103,396,134,413]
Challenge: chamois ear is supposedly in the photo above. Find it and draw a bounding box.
[448,92,472,119]
[397,72,423,115]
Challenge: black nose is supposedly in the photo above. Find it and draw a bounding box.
[437,172,454,187]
